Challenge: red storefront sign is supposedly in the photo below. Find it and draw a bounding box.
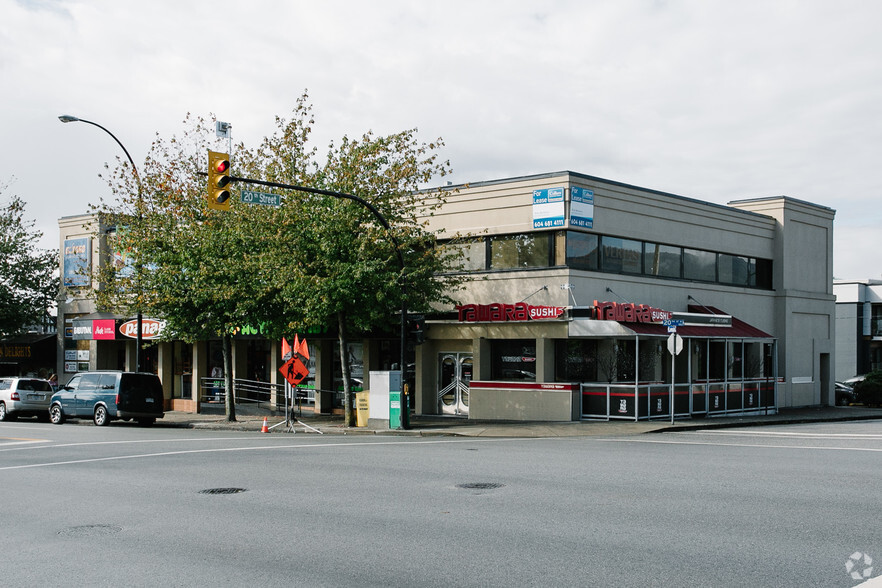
[592,300,672,323]
[93,319,118,340]
[456,302,565,323]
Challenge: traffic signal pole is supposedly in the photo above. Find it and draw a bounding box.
[227,174,411,429]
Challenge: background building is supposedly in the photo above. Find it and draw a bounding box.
[834,279,882,381]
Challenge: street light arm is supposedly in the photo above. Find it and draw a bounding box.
[59,114,145,373]
[58,115,142,189]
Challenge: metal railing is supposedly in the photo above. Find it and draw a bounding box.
[198,378,346,412]
[581,378,777,421]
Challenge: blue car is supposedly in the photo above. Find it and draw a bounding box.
[49,371,164,426]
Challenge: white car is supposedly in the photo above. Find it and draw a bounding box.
[0,377,54,421]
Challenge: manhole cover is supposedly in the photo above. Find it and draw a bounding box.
[199,487,248,495]
[58,524,122,537]
[456,482,504,490]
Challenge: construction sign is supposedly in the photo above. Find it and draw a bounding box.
[279,335,310,387]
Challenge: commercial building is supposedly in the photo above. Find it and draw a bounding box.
[833,279,882,381]
[57,170,836,422]
[410,171,835,420]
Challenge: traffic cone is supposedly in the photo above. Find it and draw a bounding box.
[260,417,269,433]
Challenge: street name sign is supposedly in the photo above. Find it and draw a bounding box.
[241,190,281,206]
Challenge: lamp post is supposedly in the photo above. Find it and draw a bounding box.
[58,115,144,373]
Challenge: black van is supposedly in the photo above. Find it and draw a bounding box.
[49,371,164,426]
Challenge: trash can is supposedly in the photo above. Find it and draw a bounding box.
[355,392,369,427]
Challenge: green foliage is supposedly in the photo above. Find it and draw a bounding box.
[0,189,58,336]
[92,92,464,422]
[853,372,882,406]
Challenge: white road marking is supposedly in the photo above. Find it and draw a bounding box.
[597,436,882,452]
[0,437,517,471]
[701,430,882,439]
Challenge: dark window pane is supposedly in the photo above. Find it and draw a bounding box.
[491,339,536,381]
[601,236,642,274]
[684,248,716,281]
[565,231,598,271]
[644,243,682,278]
[719,253,749,285]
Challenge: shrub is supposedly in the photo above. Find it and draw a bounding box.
[853,371,882,406]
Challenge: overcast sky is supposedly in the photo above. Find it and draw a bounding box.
[3,0,881,280]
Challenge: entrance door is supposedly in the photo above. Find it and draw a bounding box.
[438,353,472,416]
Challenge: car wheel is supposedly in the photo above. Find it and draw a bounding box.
[93,405,110,426]
[49,404,65,425]
[0,402,7,421]
[138,417,155,427]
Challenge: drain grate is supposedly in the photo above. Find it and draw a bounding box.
[58,524,122,537]
[457,482,504,490]
[199,487,247,495]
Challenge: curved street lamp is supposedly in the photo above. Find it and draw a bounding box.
[58,115,145,373]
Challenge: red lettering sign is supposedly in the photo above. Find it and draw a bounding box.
[456,303,564,323]
[592,300,671,324]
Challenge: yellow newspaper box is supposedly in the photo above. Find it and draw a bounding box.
[355,392,369,427]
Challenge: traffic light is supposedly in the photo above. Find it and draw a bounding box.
[410,315,426,345]
[207,150,231,210]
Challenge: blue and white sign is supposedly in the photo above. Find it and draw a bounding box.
[570,186,594,229]
[63,237,91,287]
[532,187,565,228]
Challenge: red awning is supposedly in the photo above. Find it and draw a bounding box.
[622,305,773,339]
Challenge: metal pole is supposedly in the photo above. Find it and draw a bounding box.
[59,115,144,372]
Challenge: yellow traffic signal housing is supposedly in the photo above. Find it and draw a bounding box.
[207,150,231,210]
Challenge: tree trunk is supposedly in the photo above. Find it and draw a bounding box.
[338,311,354,427]
[223,332,236,422]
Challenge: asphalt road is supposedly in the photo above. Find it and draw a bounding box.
[1,419,881,587]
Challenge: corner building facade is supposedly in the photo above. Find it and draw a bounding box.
[410,171,835,421]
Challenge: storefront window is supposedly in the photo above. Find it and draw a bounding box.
[489,234,551,269]
[490,339,536,381]
[600,236,642,274]
[683,248,716,282]
[644,243,682,278]
[172,341,192,399]
[727,341,743,379]
[555,340,597,382]
[565,232,598,271]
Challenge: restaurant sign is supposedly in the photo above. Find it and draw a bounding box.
[456,302,565,323]
[593,300,672,324]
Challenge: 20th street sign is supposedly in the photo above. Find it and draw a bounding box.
[240,190,281,206]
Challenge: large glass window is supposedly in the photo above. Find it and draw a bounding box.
[601,236,642,274]
[718,254,750,286]
[644,242,682,278]
[490,339,536,381]
[684,248,716,281]
[443,230,772,290]
[565,231,598,271]
[555,339,597,381]
[490,234,551,269]
[444,239,486,272]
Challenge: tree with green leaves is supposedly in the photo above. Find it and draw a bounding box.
[0,187,58,337]
[95,92,464,424]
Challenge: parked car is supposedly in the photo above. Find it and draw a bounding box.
[49,371,164,426]
[0,377,54,421]
[835,381,856,406]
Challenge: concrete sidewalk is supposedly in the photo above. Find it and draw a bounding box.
[155,405,882,437]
